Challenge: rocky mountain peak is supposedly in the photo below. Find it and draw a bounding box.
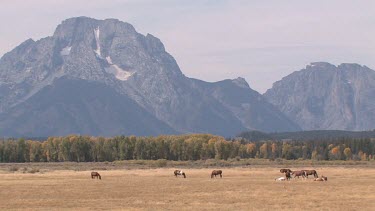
[145,33,166,53]
[306,62,337,72]
[309,62,335,67]
[0,17,301,137]
[232,77,250,89]
[264,62,375,131]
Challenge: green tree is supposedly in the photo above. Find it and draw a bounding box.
[343,147,352,160]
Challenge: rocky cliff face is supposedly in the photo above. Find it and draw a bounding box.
[264,62,375,130]
[0,17,300,137]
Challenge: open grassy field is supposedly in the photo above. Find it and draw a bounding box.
[0,164,374,210]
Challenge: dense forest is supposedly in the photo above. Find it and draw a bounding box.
[237,130,375,141]
[0,133,374,162]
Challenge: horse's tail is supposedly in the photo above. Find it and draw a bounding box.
[99,174,101,180]
[183,173,186,178]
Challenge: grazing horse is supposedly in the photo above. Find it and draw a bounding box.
[292,170,306,179]
[211,170,223,178]
[314,175,327,181]
[275,177,286,181]
[280,169,292,173]
[174,170,186,178]
[91,172,101,180]
[303,170,319,178]
[285,171,292,180]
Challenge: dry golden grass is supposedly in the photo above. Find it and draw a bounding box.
[1,166,375,210]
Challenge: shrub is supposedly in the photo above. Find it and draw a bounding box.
[28,168,39,174]
[155,159,168,167]
[275,158,283,164]
[133,160,146,165]
[91,167,107,171]
[8,166,19,172]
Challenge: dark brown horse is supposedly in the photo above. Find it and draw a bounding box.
[292,170,306,179]
[280,169,292,173]
[211,170,223,178]
[91,172,101,180]
[303,170,318,178]
[285,171,291,180]
[174,170,186,178]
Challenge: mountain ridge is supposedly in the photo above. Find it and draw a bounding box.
[264,62,375,131]
[0,17,300,137]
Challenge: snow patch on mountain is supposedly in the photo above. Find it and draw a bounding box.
[60,46,72,56]
[94,27,101,57]
[105,56,133,81]
[106,56,113,64]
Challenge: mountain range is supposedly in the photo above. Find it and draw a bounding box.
[0,17,374,137]
[0,17,300,137]
[264,62,375,131]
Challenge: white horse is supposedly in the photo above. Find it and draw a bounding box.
[275,177,286,181]
[314,175,327,181]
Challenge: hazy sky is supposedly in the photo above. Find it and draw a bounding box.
[1,0,374,93]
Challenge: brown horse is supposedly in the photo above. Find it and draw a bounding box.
[211,170,223,178]
[280,169,292,173]
[303,170,319,178]
[174,170,186,178]
[292,170,306,179]
[285,171,292,180]
[91,172,101,180]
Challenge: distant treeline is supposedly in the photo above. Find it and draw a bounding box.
[238,130,375,141]
[0,134,374,162]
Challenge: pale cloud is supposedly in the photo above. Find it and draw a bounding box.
[1,0,374,93]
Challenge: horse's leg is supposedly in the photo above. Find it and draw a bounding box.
[220,173,222,178]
